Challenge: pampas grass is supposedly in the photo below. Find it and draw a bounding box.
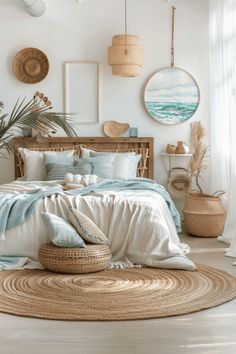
[189,121,209,194]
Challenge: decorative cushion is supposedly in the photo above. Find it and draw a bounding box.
[80,147,95,159]
[74,155,115,179]
[83,149,141,179]
[41,212,86,248]
[18,147,80,181]
[68,208,110,245]
[113,154,141,179]
[90,150,136,157]
[38,243,112,274]
[44,151,74,166]
[81,147,135,158]
[45,162,92,181]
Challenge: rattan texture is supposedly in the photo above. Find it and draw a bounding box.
[183,193,227,237]
[0,265,236,321]
[80,146,149,178]
[16,145,149,179]
[17,145,82,178]
[38,243,112,274]
[13,47,49,84]
[108,35,144,77]
[183,213,227,237]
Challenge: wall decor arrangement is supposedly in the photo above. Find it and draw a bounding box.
[13,47,49,84]
[108,0,144,77]
[103,121,130,137]
[64,61,99,124]
[144,7,200,125]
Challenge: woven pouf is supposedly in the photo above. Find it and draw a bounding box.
[39,243,112,274]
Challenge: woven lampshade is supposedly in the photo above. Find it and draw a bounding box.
[108,35,144,77]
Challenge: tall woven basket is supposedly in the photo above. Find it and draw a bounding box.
[183,192,227,237]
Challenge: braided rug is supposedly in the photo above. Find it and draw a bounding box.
[0,265,236,320]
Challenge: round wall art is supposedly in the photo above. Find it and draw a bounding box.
[13,47,49,84]
[144,67,200,125]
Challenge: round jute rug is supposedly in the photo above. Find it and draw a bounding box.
[0,265,236,321]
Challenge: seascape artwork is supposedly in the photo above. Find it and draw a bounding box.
[144,67,200,125]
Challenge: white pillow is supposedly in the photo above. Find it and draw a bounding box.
[81,147,135,159]
[90,150,140,178]
[113,154,141,179]
[80,148,140,179]
[90,150,136,157]
[80,147,95,159]
[18,148,75,181]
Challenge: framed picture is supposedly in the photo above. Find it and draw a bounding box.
[64,61,99,124]
[144,67,200,125]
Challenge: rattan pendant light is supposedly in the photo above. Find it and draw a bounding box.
[108,0,144,77]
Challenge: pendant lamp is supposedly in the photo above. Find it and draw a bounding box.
[108,0,144,77]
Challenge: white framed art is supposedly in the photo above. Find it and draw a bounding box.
[144,67,200,125]
[64,61,99,124]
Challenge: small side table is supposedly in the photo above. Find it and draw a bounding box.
[160,152,193,173]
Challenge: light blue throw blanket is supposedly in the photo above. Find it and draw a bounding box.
[0,186,62,239]
[0,179,181,238]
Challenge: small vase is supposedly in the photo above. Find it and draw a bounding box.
[175,141,185,154]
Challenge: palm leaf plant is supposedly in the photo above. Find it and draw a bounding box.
[0,94,77,157]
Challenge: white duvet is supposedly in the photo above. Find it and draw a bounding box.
[0,181,196,270]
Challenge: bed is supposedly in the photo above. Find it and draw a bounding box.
[0,136,196,271]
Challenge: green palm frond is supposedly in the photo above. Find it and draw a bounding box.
[0,97,77,157]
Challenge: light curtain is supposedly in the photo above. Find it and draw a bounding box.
[209,0,236,259]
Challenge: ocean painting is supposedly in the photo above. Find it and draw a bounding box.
[144,67,200,125]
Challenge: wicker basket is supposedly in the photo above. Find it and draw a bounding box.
[183,192,227,237]
[39,243,112,274]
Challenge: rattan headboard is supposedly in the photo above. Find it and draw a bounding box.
[12,137,154,180]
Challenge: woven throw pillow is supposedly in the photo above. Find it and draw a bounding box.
[45,162,92,181]
[41,212,86,248]
[68,208,110,245]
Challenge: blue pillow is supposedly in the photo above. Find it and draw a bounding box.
[44,151,75,166]
[74,155,115,179]
[41,212,86,248]
[45,162,92,181]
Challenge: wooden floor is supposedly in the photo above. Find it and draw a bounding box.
[0,234,236,354]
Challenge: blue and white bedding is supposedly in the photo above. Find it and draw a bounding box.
[0,179,196,271]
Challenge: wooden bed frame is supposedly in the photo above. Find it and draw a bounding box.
[12,137,154,180]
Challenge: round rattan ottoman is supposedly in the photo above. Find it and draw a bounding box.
[39,243,112,274]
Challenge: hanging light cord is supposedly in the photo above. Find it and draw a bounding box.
[125,0,128,54]
[171,6,176,67]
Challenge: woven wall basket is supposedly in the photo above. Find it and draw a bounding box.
[183,192,227,237]
[13,47,49,84]
[108,35,144,77]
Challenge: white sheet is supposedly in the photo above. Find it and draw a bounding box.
[0,181,196,270]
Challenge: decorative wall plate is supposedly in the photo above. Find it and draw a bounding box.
[144,67,200,125]
[104,121,130,137]
[13,47,49,84]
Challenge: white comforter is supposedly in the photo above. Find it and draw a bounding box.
[0,181,196,270]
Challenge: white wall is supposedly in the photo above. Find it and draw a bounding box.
[0,0,209,188]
